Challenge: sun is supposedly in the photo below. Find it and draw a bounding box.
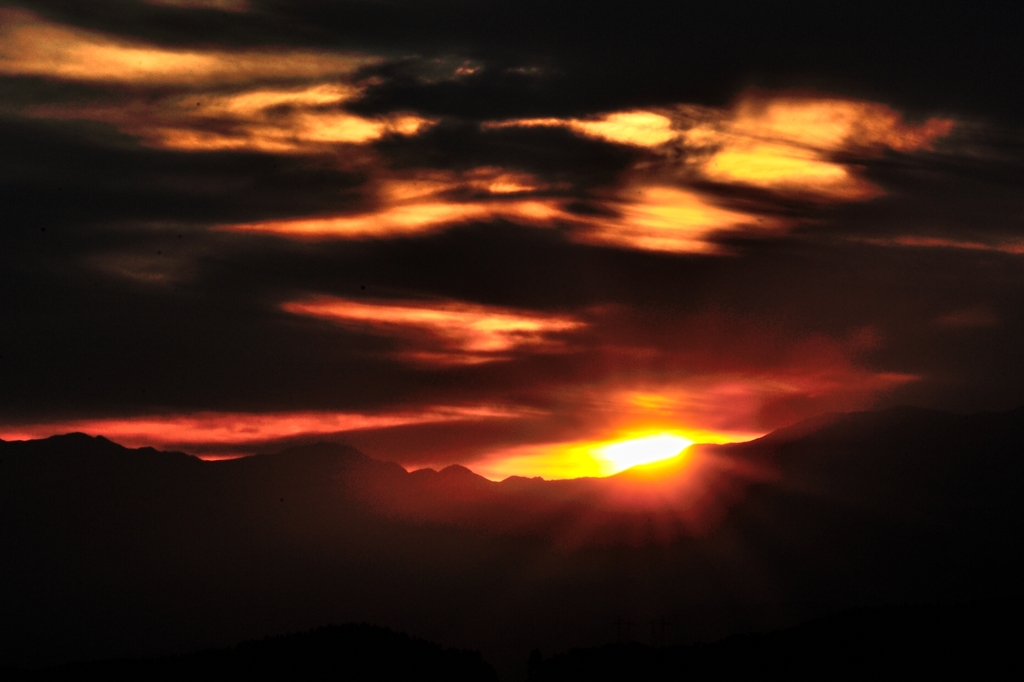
[594,433,694,474]
[473,430,697,480]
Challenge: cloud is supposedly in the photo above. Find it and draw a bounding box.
[681,94,954,199]
[487,93,954,201]
[281,295,586,364]
[220,163,779,254]
[0,8,372,85]
[570,184,784,254]
[468,93,957,254]
[0,405,522,457]
[2,10,432,155]
[33,83,435,153]
[484,110,678,147]
[2,12,959,258]
[223,168,565,238]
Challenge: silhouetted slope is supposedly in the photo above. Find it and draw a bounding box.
[531,600,1023,680]
[9,624,496,681]
[715,406,1024,602]
[2,407,1023,676]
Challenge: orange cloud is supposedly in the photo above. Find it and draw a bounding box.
[2,11,436,154]
[228,199,563,237]
[0,406,520,457]
[722,95,953,152]
[484,110,677,147]
[574,184,784,254]
[223,170,564,237]
[221,174,782,255]
[485,94,954,202]
[683,95,954,199]
[471,95,954,256]
[0,9,372,85]
[282,295,586,364]
[223,167,778,254]
[31,81,434,153]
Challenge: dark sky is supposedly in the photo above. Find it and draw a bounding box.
[2,0,1023,475]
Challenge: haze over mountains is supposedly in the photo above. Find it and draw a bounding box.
[3,406,1023,676]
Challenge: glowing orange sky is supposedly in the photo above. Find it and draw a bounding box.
[0,406,522,458]
[0,302,920,478]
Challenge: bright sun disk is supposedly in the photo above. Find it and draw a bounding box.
[595,433,694,473]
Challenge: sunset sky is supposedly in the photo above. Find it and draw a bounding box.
[2,1,1022,478]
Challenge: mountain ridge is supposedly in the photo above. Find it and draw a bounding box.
[3,406,1023,674]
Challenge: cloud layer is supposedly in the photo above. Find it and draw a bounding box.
[1,1,1022,476]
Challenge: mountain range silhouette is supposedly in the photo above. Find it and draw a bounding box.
[3,406,1023,677]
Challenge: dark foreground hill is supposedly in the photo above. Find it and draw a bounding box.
[2,407,1023,678]
[2,623,496,681]
[531,600,1023,681]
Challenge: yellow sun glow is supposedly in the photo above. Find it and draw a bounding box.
[475,431,695,480]
[594,433,694,472]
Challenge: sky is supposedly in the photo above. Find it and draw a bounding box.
[2,1,1023,477]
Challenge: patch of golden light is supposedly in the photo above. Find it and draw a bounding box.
[281,296,584,360]
[484,110,676,147]
[0,9,372,85]
[474,431,696,481]
[576,185,781,254]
